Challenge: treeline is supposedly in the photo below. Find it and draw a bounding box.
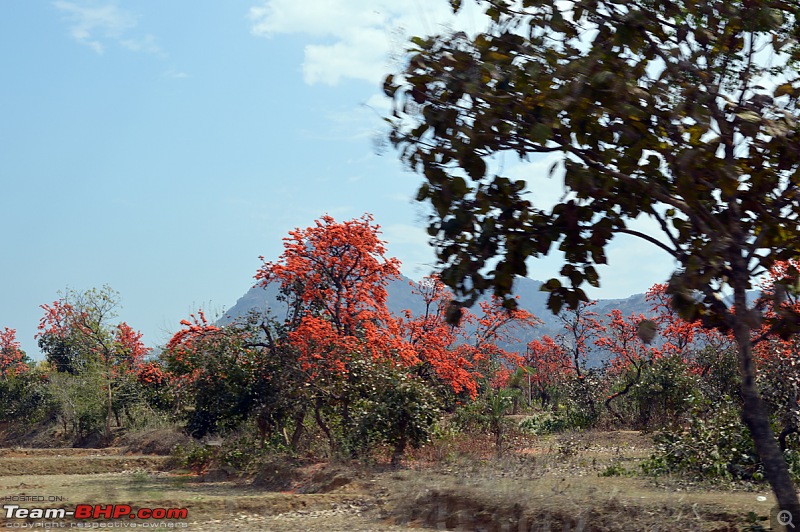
[2,215,800,481]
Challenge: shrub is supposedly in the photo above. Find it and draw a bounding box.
[48,369,107,439]
[642,397,763,482]
[449,387,518,453]
[607,354,698,430]
[694,345,740,403]
[0,369,55,425]
[347,364,441,465]
[517,412,570,435]
[172,441,215,474]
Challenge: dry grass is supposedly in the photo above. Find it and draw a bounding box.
[375,427,777,530]
[0,426,781,530]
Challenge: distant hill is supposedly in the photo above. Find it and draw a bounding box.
[219,275,662,367]
[220,276,763,368]
[221,274,556,327]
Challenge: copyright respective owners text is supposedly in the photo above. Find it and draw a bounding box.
[2,501,189,528]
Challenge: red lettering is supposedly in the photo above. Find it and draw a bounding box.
[113,505,132,519]
[93,505,113,519]
[166,508,188,519]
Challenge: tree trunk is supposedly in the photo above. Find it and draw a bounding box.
[290,409,306,451]
[391,416,409,468]
[604,360,644,426]
[732,280,800,516]
[314,399,335,454]
[104,381,113,444]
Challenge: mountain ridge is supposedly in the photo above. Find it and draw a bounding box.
[221,275,651,324]
[219,275,652,365]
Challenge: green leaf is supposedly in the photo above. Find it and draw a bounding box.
[585,266,600,288]
[736,110,761,124]
[546,294,563,315]
[530,123,552,144]
[775,83,795,98]
[383,75,396,97]
[542,278,561,291]
[463,153,487,180]
[550,9,566,32]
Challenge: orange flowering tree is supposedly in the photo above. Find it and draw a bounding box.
[163,310,221,388]
[401,276,538,400]
[399,276,538,453]
[256,214,414,373]
[752,260,800,451]
[595,310,662,424]
[398,276,463,391]
[471,295,539,385]
[0,327,48,425]
[253,214,434,454]
[251,215,541,458]
[645,283,731,364]
[0,328,29,379]
[161,310,282,437]
[161,216,537,456]
[36,286,150,440]
[592,284,734,428]
[524,335,571,407]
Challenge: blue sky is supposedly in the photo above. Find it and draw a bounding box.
[1,1,674,358]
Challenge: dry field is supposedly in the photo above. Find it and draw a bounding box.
[0,430,785,531]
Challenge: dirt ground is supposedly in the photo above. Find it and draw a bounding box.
[0,430,786,531]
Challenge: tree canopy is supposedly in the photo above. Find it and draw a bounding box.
[386,0,800,515]
[387,0,800,317]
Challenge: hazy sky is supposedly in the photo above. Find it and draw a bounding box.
[1,1,674,357]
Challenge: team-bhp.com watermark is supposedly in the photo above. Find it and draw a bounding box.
[3,504,188,528]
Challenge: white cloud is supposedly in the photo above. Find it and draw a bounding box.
[120,34,161,55]
[53,1,162,55]
[248,0,484,86]
[249,0,387,39]
[164,68,189,79]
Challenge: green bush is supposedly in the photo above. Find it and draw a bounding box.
[348,364,441,464]
[517,412,570,435]
[452,388,512,432]
[172,441,215,474]
[756,340,800,450]
[0,370,55,425]
[642,397,763,482]
[599,462,630,477]
[632,355,698,429]
[48,370,107,439]
[532,375,600,431]
[601,355,697,430]
[448,387,520,453]
[694,345,740,403]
